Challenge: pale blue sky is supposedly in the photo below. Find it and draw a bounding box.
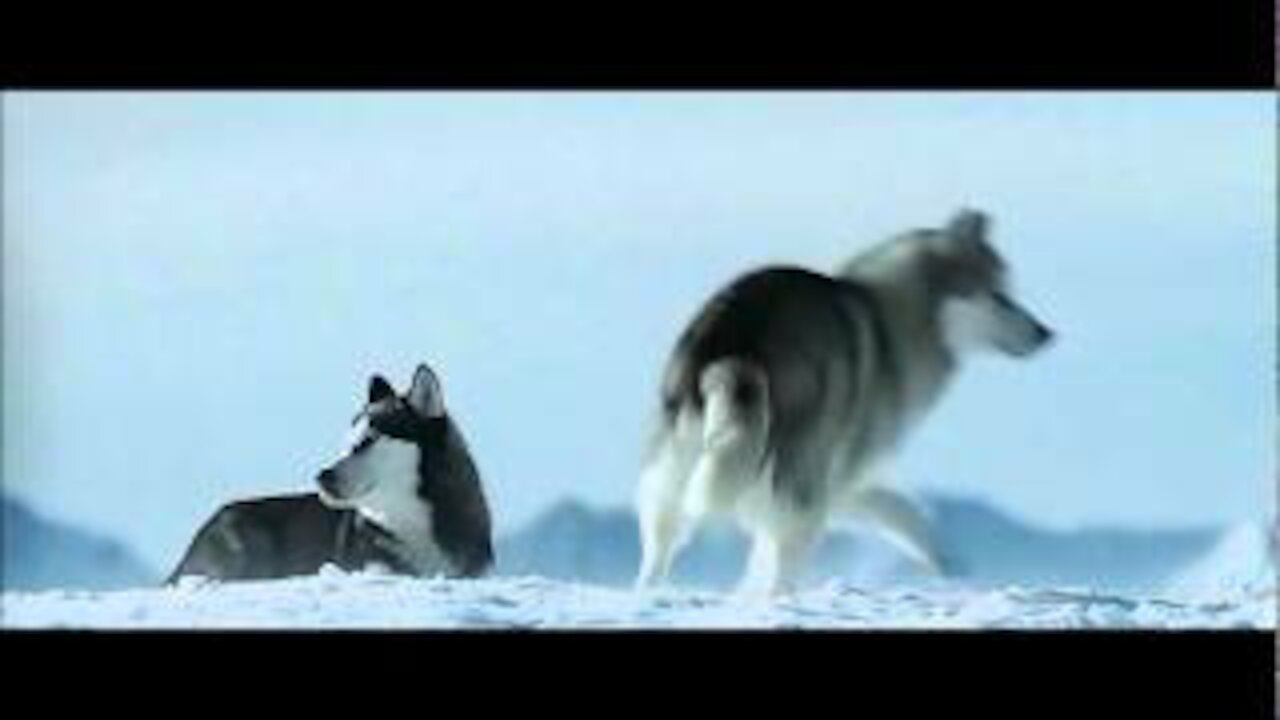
[3,92,1274,572]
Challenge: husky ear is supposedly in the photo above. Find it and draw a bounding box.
[368,375,396,404]
[406,364,445,418]
[947,208,989,243]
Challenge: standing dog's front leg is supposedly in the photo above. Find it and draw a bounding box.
[838,482,943,575]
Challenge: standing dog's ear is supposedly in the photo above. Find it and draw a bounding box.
[369,375,396,404]
[947,208,989,243]
[407,364,446,418]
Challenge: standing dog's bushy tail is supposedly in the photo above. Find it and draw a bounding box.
[682,358,772,518]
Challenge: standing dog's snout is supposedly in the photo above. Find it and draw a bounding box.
[1032,321,1055,349]
[1007,316,1055,357]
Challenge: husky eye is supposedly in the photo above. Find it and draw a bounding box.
[352,435,376,454]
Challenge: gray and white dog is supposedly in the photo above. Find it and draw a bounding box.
[634,209,1054,595]
[168,363,493,583]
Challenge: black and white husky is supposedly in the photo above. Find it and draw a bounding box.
[635,209,1054,595]
[168,364,494,583]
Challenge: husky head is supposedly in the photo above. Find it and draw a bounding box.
[316,364,445,521]
[929,209,1055,359]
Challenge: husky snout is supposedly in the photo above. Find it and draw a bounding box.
[942,290,1054,359]
[1016,316,1054,356]
[315,456,376,507]
[315,467,350,505]
[993,292,1054,358]
[316,467,338,496]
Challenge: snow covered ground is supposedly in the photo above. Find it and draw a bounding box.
[2,568,1274,630]
[3,493,1274,630]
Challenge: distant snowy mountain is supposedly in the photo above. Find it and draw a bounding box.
[496,494,1240,594]
[921,495,1226,592]
[497,499,777,588]
[497,500,645,586]
[2,495,156,591]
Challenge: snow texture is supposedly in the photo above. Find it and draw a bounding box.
[2,569,1273,630]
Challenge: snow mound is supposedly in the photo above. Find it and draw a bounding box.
[2,571,1272,630]
[1161,520,1277,601]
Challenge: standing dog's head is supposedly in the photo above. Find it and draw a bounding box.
[926,209,1055,359]
[317,364,445,517]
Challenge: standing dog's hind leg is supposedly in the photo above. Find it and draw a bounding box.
[636,495,686,588]
[634,435,697,589]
